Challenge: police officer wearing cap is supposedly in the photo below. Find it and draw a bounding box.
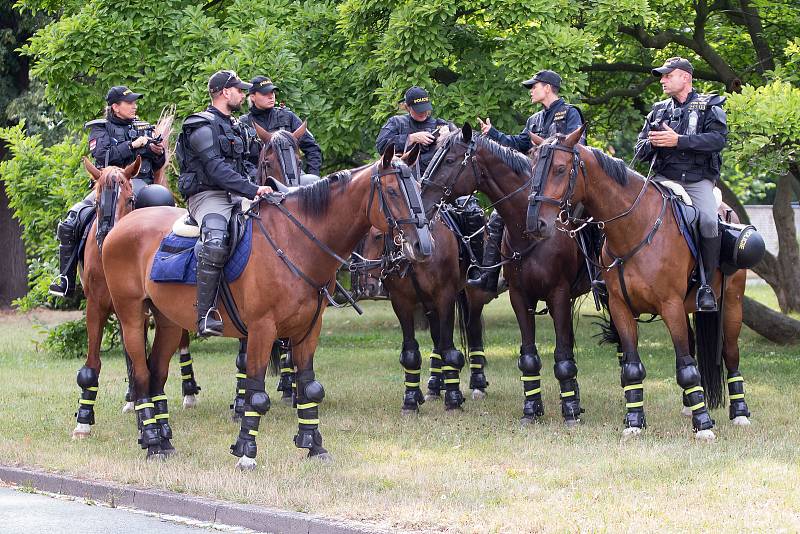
[176,70,273,336]
[633,57,727,312]
[49,85,167,297]
[375,86,449,175]
[469,70,585,293]
[240,76,323,178]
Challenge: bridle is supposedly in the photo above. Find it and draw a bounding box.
[526,141,585,236]
[259,131,302,186]
[95,170,134,251]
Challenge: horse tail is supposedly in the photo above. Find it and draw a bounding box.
[268,340,282,376]
[592,291,621,348]
[693,311,724,409]
[455,289,469,354]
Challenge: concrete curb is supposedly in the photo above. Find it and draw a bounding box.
[0,465,389,534]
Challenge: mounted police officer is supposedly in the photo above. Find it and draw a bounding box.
[49,86,166,297]
[470,70,585,292]
[375,86,449,176]
[176,70,273,336]
[634,57,727,312]
[239,76,323,178]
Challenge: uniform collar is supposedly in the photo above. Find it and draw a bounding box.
[543,98,564,112]
[208,105,231,120]
[672,90,697,106]
[108,114,134,126]
[250,105,275,119]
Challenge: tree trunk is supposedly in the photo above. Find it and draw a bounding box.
[742,296,800,344]
[0,177,28,307]
[770,173,800,312]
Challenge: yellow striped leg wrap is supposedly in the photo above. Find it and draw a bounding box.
[181,374,192,380]
[135,403,154,410]
[236,373,247,379]
[155,413,169,420]
[429,353,442,360]
[727,376,744,383]
[468,350,485,357]
[525,388,541,397]
[560,390,575,398]
[684,386,704,395]
[79,399,95,405]
[142,418,156,426]
[443,378,460,384]
[688,402,706,411]
[729,393,745,400]
[405,382,420,387]
[521,375,541,381]
[179,359,193,367]
[298,418,320,425]
[280,368,293,374]
[403,368,421,374]
[151,395,168,402]
[87,386,98,392]
[297,402,318,410]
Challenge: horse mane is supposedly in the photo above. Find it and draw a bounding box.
[588,147,643,187]
[439,129,532,178]
[292,169,353,216]
[271,129,299,150]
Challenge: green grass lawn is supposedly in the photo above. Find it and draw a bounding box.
[0,286,798,532]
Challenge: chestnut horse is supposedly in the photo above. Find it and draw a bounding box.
[101,146,432,468]
[71,157,201,439]
[419,124,592,425]
[527,126,751,440]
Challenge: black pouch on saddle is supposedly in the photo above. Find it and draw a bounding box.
[719,221,765,275]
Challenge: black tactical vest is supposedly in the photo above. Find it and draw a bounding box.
[85,118,156,180]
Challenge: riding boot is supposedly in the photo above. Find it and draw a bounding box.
[49,210,81,297]
[195,214,230,337]
[697,235,721,312]
[467,211,503,293]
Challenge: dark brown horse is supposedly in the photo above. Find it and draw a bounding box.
[71,157,201,439]
[419,124,590,425]
[527,126,751,440]
[101,146,432,468]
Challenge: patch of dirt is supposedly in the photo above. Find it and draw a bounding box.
[0,308,83,327]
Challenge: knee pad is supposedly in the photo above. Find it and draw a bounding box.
[304,380,325,403]
[518,353,542,374]
[442,349,465,369]
[77,366,99,388]
[198,239,230,267]
[621,361,646,385]
[676,363,701,389]
[554,358,578,381]
[248,391,271,414]
[399,348,421,369]
[57,213,80,244]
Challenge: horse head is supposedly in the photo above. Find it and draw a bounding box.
[367,144,434,262]
[85,156,140,251]
[254,121,305,187]
[526,125,586,240]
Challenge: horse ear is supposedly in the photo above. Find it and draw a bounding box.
[401,143,421,166]
[123,156,141,179]
[564,124,586,147]
[381,144,395,169]
[292,121,307,141]
[254,122,272,143]
[528,132,545,146]
[83,157,103,181]
[462,122,472,140]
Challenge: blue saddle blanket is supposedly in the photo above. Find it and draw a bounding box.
[670,197,699,260]
[150,219,252,284]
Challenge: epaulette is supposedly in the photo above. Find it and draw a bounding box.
[84,119,107,129]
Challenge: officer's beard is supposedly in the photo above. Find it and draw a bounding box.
[228,100,242,112]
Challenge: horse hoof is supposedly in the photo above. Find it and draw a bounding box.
[694,429,716,442]
[146,451,167,462]
[731,416,751,426]
[622,426,643,439]
[182,394,198,409]
[121,401,135,414]
[401,408,419,416]
[71,423,92,440]
[236,456,257,470]
[424,391,441,402]
[309,451,334,463]
[564,418,581,428]
[471,389,487,401]
[520,416,539,427]
[281,396,293,407]
[680,406,693,418]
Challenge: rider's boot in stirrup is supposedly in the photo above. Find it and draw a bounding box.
[697,235,721,312]
[49,211,81,297]
[196,215,230,337]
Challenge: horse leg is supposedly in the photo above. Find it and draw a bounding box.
[661,301,715,440]
[464,290,488,400]
[391,295,425,414]
[147,312,184,458]
[548,291,583,426]
[121,332,136,413]
[231,321,276,470]
[276,340,295,406]
[509,286,543,424]
[436,293,465,411]
[681,318,696,417]
[178,330,201,409]
[607,295,646,437]
[231,338,248,422]
[722,274,751,426]
[291,326,331,461]
[72,297,111,439]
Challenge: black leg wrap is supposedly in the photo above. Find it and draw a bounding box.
[426,351,443,395]
[178,351,201,396]
[554,357,582,421]
[230,347,247,418]
[276,342,294,400]
[620,352,646,429]
[441,348,465,409]
[400,340,424,411]
[293,370,326,455]
[676,356,714,431]
[135,398,162,450]
[727,371,751,419]
[152,393,174,452]
[468,350,488,390]
[75,366,99,425]
[230,386,268,459]
[518,346,544,419]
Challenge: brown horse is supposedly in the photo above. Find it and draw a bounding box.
[71,156,201,439]
[101,146,432,467]
[527,125,751,440]
[419,124,591,425]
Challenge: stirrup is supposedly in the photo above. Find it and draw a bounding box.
[696,285,717,312]
[466,264,483,283]
[48,274,70,297]
[198,307,224,336]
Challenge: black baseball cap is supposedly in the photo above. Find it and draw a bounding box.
[106,86,141,105]
[522,70,562,90]
[249,76,278,95]
[207,70,252,93]
[405,86,432,113]
[652,57,694,76]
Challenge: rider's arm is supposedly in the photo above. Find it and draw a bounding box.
[486,120,533,153]
[90,126,132,167]
[188,125,259,198]
[375,116,406,155]
[290,113,323,175]
[676,106,727,153]
[565,107,586,144]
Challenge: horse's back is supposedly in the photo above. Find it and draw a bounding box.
[102,206,186,273]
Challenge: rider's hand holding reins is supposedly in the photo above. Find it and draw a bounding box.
[131,136,150,149]
[408,131,435,146]
[477,117,492,135]
[148,141,165,155]
[648,123,679,148]
[255,185,273,198]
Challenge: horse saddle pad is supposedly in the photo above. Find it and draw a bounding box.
[150,218,253,284]
[661,182,722,260]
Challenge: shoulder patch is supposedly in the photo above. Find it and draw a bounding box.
[89,138,97,151]
[553,110,567,121]
[84,119,107,129]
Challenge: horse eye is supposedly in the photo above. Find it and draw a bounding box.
[387,187,399,197]
[446,158,455,165]
[556,165,567,174]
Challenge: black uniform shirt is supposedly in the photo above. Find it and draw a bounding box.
[240,105,323,175]
[87,114,166,181]
[487,98,584,153]
[375,114,448,173]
